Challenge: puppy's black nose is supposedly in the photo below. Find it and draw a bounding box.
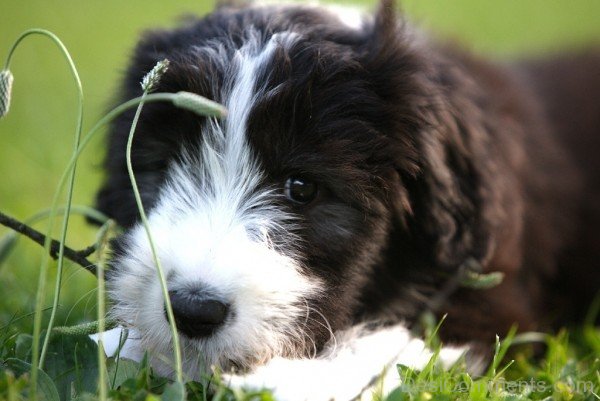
[167,290,229,338]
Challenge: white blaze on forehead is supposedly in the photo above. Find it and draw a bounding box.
[145,31,299,227]
[155,30,300,230]
[109,30,320,375]
[225,29,300,146]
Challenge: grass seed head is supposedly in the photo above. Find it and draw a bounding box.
[0,69,14,118]
[141,59,170,92]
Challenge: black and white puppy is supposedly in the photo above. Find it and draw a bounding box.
[94,0,600,399]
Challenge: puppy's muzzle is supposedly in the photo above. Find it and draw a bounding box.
[166,289,230,338]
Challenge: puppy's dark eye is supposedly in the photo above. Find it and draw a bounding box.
[284,177,318,204]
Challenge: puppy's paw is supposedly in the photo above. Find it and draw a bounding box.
[220,325,468,401]
[221,357,363,401]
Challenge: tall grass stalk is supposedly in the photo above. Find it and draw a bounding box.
[95,220,113,401]
[3,29,83,400]
[124,89,184,382]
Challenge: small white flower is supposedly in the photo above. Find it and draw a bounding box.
[140,59,170,92]
[0,69,14,118]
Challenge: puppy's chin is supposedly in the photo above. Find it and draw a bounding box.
[139,333,291,378]
[107,193,327,377]
[108,317,322,379]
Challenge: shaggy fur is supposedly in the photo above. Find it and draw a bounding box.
[94,0,600,396]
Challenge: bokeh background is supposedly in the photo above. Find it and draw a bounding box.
[1,0,599,330]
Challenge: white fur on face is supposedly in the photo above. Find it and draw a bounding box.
[108,30,322,377]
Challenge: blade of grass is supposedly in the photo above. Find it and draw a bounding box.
[4,28,84,400]
[486,326,518,377]
[124,90,184,383]
[95,220,114,401]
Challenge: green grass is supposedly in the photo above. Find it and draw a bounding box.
[1,1,599,400]
[2,0,600,334]
[1,319,598,400]
[387,327,600,401]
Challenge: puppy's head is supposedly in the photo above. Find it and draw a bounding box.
[97,1,491,375]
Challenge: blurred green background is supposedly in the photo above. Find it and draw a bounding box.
[1,0,599,330]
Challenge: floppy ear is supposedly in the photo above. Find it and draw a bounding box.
[363,0,494,271]
[405,95,494,271]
